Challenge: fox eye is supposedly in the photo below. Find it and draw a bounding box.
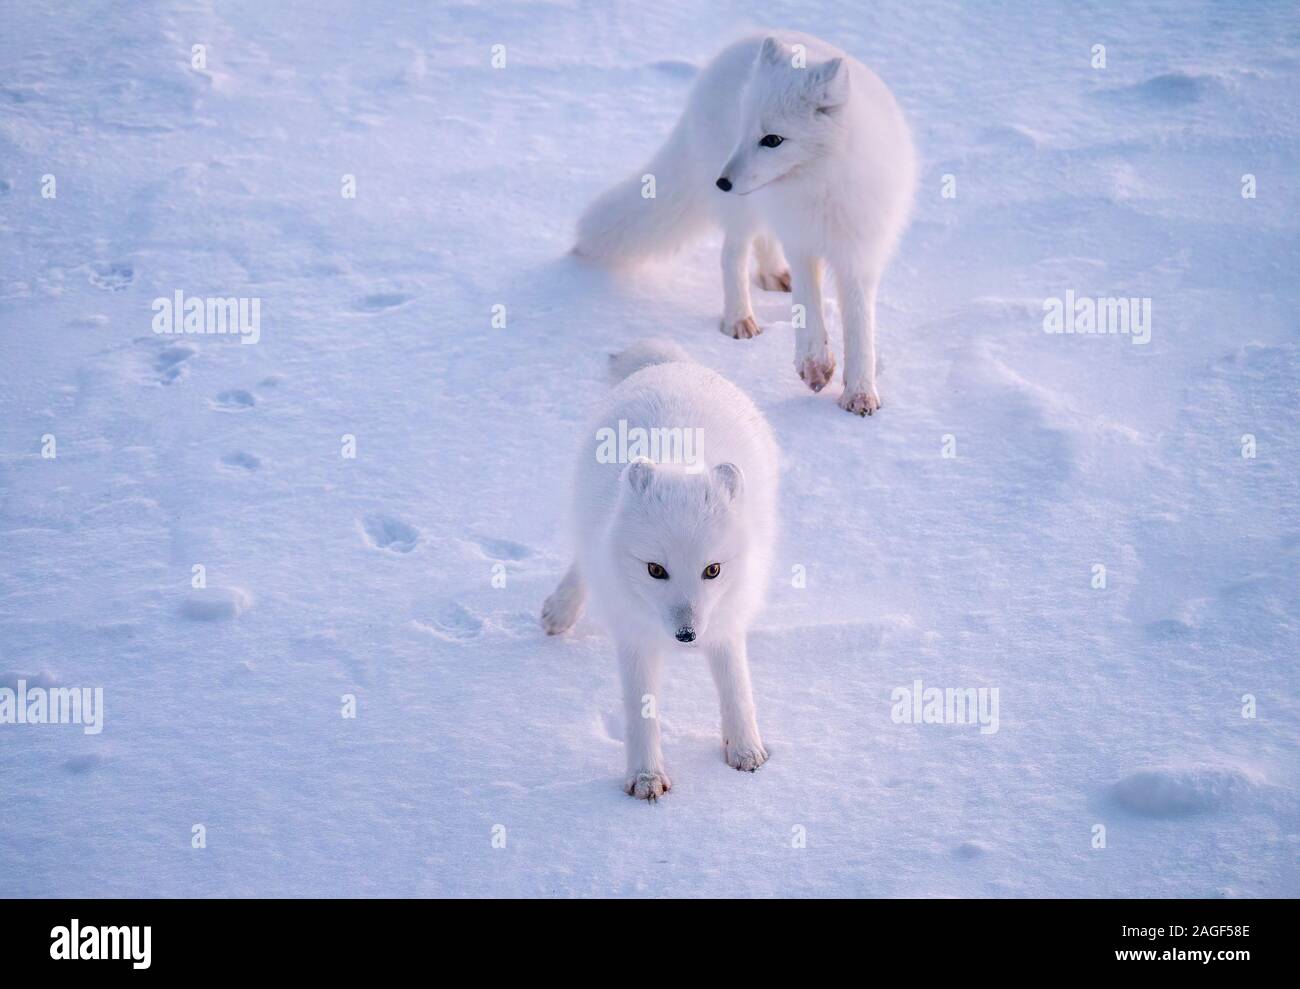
[758,134,784,148]
[702,563,721,580]
[647,562,669,580]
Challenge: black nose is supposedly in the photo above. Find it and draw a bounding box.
[715,177,732,192]
[675,627,696,643]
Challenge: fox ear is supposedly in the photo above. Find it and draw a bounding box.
[809,57,848,110]
[760,36,790,66]
[623,457,655,496]
[712,462,744,503]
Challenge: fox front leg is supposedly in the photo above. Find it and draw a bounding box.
[719,229,760,339]
[705,635,768,772]
[618,640,671,799]
[836,271,881,416]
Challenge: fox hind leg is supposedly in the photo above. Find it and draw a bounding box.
[837,270,882,416]
[753,234,791,293]
[541,563,586,635]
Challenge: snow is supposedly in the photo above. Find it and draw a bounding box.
[1,0,1298,897]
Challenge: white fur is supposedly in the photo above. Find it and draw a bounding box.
[542,345,779,799]
[575,32,916,415]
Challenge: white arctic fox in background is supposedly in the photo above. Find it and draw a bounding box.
[542,339,779,799]
[575,32,916,416]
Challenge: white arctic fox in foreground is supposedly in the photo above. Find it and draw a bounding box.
[542,340,779,799]
[576,32,916,416]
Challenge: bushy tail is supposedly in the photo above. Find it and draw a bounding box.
[574,124,710,266]
[608,338,692,385]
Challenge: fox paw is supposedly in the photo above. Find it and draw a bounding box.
[838,388,882,416]
[624,770,671,801]
[756,269,792,292]
[798,354,836,393]
[540,590,579,635]
[724,738,769,772]
[721,316,761,340]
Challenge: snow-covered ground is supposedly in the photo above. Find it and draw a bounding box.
[1,0,1297,897]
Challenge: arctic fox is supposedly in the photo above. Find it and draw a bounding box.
[575,32,916,416]
[541,339,779,800]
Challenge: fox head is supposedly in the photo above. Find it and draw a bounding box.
[716,37,849,196]
[609,458,751,647]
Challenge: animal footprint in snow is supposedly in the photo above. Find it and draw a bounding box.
[0,670,57,690]
[155,343,196,384]
[361,513,419,552]
[211,389,256,411]
[353,292,412,313]
[650,59,698,80]
[469,535,534,561]
[1112,764,1262,816]
[180,586,252,621]
[413,601,483,642]
[88,261,135,291]
[220,451,261,472]
[64,753,107,774]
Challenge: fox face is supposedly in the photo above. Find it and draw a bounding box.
[716,37,849,196]
[609,459,750,646]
